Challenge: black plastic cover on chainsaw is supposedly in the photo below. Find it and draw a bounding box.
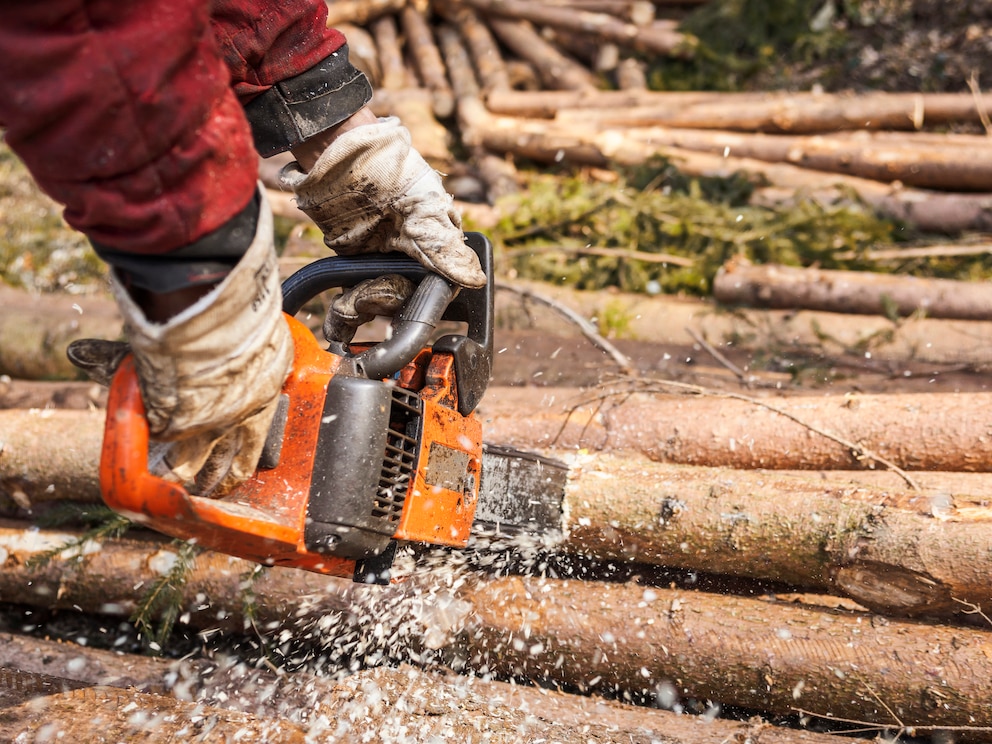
[304,374,421,560]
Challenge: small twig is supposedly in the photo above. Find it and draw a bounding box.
[794,707,992,737]
[685,326,751,385]
[968,70,992,136]
[856,676,906,735]
[952,596,992,626]
[496,281,634,374]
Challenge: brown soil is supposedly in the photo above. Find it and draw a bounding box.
[7,322,992,412]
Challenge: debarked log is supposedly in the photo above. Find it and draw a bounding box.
[0,525,990,738]
[482,88,992,128]
[713,258,992,320]
[596,125,992,191]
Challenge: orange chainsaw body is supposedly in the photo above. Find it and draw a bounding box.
[100,236,494,582]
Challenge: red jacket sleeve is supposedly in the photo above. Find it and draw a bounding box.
[0,1,344,256]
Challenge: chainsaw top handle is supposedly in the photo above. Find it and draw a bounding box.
[281,232,494,415]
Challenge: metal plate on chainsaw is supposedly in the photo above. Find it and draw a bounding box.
[474,444,567,536]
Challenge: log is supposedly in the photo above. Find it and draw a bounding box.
[5,399,992,618]
[714,258,992,320]
[0,378,105,410]
[370,14,408,90]
[1,525,990,737]
[0,668,309,743]
[460,0,696,57]
[0,633,875,744]
[520,0,658,25]
[484,88,992,130]
[0,286,121,380]
[485,87,771,117]
[556,453,992,618]
[0,408,104,507]
[17,384,992,502]
[401,5,456,118]
[488,18,598,91]
[460,576,992,738]
[552,90,992,134]
[438,3,511,93]
[483,388,992,473]
[589,125,992,191]
[322,0,405,27]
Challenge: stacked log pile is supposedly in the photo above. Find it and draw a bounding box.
[274,0,992,239]
[4,0,992,741]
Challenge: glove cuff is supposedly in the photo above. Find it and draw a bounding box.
[111,186,293,440]
[244,46,373,158]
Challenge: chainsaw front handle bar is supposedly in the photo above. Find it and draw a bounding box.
[281,233,494,411]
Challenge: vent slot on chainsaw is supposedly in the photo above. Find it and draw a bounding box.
[374,388,423,523]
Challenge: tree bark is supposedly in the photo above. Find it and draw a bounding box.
[0,287,121,381]
[714,258,992,320]
[0,633,876,744]
[5,400,992,618]
[1,524,990,737]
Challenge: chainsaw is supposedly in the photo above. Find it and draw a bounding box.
[98,233,566,583]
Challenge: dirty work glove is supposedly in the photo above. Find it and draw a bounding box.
[322,274,416,344]
[280,116,486,290]
[69,190,293,497]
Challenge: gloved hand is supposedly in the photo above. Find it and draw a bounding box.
[69,190,293,497]
[281,116,486,289]
[280,115,486,343]
[322,274,416,345]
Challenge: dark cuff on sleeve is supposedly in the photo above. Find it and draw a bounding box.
[243,45,373,158]
[91,191,260,293]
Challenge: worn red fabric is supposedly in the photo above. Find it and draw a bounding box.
[0,1,344,255]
